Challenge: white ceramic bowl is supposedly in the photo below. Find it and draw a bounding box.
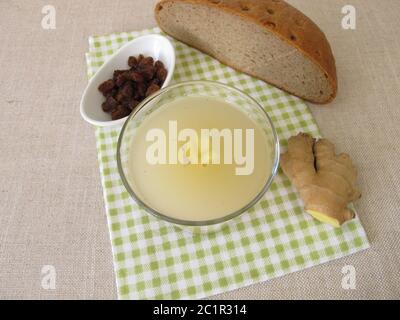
[80,34,175,127]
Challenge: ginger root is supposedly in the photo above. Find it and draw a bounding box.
[281,133,361,228]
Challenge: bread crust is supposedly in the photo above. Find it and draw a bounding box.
[155,0,337,104]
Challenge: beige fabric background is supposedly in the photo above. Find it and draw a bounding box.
[0,0,399,299]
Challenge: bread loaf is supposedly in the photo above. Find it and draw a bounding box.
[155,0,337,104]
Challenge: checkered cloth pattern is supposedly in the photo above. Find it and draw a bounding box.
[85,27,369,299]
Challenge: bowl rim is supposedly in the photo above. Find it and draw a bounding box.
[80,34,175,127]
[117,80,280,226]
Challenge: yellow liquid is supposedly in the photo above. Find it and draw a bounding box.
[127,96,273,221]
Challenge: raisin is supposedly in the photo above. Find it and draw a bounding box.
[107,96,119,108]
[128,71,144,83]
[139,56,154,68]
[113,70,125,80]
[101,102,110,112]
[98,79,115,96]
[124,99,140,110]
[146,83,160,97]
[111,105,131,120]
[137,54,144,63]
[149,78,161,86]
[102,96,118,112]
[156,67,168,84]
[105,88,117,98]
[154,60,165,71]
[139,65,155,81]
[115,91,125,103]
[115,72,128,87]
[120,82,133,99]
[128,56,138,68]
[135,81,147,99]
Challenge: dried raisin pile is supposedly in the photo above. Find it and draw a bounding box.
[98,54,168,120]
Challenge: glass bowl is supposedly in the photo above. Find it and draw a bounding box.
[117,80,280,232]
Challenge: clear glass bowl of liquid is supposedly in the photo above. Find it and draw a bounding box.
[117,80,280,232]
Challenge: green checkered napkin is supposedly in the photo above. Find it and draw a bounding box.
[86,27,369,299]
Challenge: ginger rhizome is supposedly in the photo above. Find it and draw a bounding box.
[281,133,361,227]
